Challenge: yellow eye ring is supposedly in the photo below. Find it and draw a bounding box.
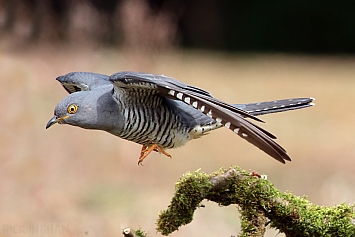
[67,104,78,114]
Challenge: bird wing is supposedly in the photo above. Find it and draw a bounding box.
[56,72,112,94]
[110,71,291,163]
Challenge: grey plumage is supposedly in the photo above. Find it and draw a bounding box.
[47,71,314,164]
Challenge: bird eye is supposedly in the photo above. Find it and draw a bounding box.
[67,104,78,114]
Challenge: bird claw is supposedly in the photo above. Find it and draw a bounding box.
[138,144,172,165]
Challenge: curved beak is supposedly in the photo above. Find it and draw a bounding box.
[46,115,69,129]
[46,116,59,129]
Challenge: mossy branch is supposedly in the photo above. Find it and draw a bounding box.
[156,167,355,236]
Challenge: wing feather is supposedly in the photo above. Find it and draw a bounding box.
[110,72,264,122]
[56,72,111,94]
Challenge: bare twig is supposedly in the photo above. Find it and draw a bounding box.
[122,227,148,237]
[123,228,134,237]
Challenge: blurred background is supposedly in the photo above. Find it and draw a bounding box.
[1,0,355,236]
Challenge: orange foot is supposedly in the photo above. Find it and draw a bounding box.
[138,144,172,165]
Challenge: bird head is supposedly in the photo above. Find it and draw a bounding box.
[46,89,123,133]
[46,91,96,129]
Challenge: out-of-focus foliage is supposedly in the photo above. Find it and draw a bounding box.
[1,0,354,53]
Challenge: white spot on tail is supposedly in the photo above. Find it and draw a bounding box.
[242,133,248,137]
[216,118,222,123]
[225,122,231,129]
[233,128,240,133]
[168,90,175,96]
[192,101,198,108]
[184,97,191,104]
[207,110,213,117]
[176,92,183,100]
[200,105,205,112]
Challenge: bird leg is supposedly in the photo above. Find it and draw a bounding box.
[138,144,172,165]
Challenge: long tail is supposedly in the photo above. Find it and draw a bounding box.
[233,97,315,116]
[190,97,314,138]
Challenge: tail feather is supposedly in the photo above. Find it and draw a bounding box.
[233,98,315,116]
[191,97,314,139]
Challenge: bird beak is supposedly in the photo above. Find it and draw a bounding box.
[46,115,69,129]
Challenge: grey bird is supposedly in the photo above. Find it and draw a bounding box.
[46,71,314,164]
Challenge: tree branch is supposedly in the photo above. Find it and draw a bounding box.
[156,167,355,236]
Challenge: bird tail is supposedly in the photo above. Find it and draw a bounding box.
[190,97,314,139]
[233,97,315,116]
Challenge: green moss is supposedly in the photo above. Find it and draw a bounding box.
[156,166,355,236]
[134,228,148,237]
[157,170,212,235]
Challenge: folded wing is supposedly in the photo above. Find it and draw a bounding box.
[110,71,291,163]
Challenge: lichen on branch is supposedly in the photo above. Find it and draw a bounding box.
[156,167,355,236]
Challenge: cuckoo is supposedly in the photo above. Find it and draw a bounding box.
[46,72,314,164]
